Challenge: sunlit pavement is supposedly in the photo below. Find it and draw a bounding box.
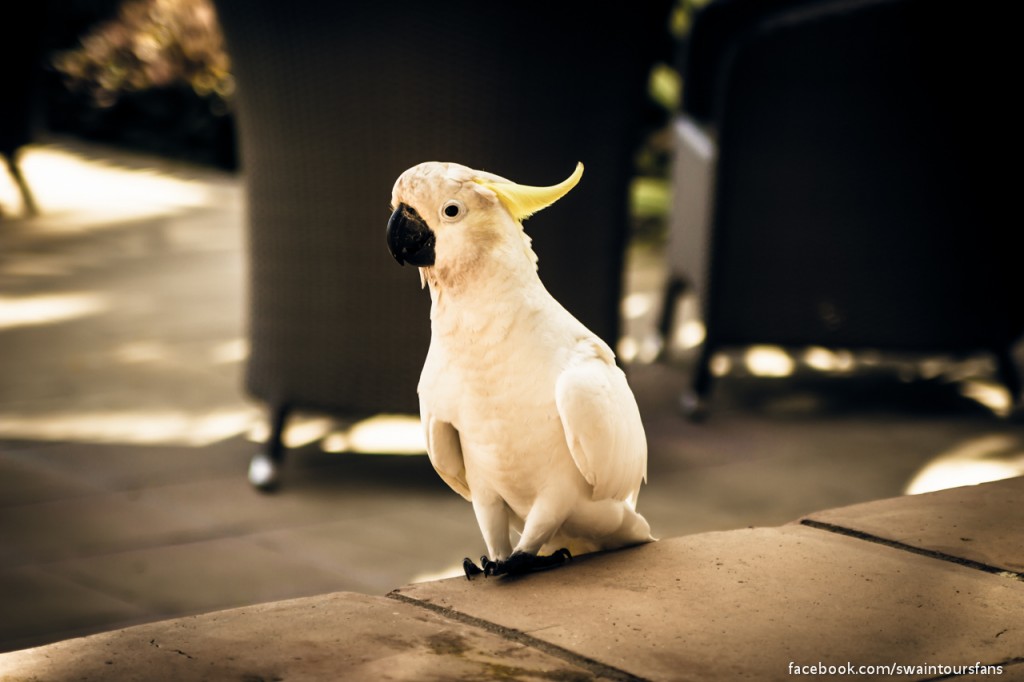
[1,139,1022,653]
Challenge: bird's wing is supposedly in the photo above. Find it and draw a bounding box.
[555,341,647,506]
[423,412,472,501]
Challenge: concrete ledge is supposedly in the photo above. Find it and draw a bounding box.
[2,478,1023,681]
[0,592,599,682]
[804,475,1024,574]
[397,527,1023,681]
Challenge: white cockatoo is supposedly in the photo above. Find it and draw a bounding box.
[386,161,653,577]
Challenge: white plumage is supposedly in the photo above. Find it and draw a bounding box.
[387,161,653,575]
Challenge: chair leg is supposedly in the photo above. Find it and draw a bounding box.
[680,343,714,421]
[2,153,38,217]
[657,276,687,345]
[248,404,290,491]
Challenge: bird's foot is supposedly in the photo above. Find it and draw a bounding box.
[463,555,500,580]
[484,548,572,577]
[464,549,572,579]
[463,556,483,579]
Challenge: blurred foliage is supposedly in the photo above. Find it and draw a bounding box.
[631,0,710,245]
[648,63,683,113]
[670,0,713,40]
[45,0,237,169]
[52,0,233,109]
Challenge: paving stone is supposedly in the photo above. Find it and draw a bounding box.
[0,568,149,654]
[0,473,420,568]
[5,440,254,492]
[0,592,599,682]
[125,474,450,540]
[0,493,211,566]
[395,527,1024,681]
[45,538,360,616]
[805,476,1024,574]
[244,509,479,594]
[0,450,99,507]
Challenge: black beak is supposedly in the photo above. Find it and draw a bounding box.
[386,203,435,266]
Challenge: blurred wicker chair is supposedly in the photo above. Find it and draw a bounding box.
[213,0,671,488]
[661,0,1021,416]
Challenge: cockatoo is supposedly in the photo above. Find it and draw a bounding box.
[386,161,653,578]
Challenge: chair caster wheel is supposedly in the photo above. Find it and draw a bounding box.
[248,452,281,492]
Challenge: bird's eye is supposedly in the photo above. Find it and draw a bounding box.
[440,200,464,222]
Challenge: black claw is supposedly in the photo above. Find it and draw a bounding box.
[486,548,574,577]
[465,549,573,580]
[552,548,573,563]
[463,557,483,580]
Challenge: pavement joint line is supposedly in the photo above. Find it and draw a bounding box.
[386,590,650,682]
[800,519,1024,582]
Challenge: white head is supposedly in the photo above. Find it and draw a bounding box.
[387,161,583,290]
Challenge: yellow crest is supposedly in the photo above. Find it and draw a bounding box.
[474,162,583,222]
